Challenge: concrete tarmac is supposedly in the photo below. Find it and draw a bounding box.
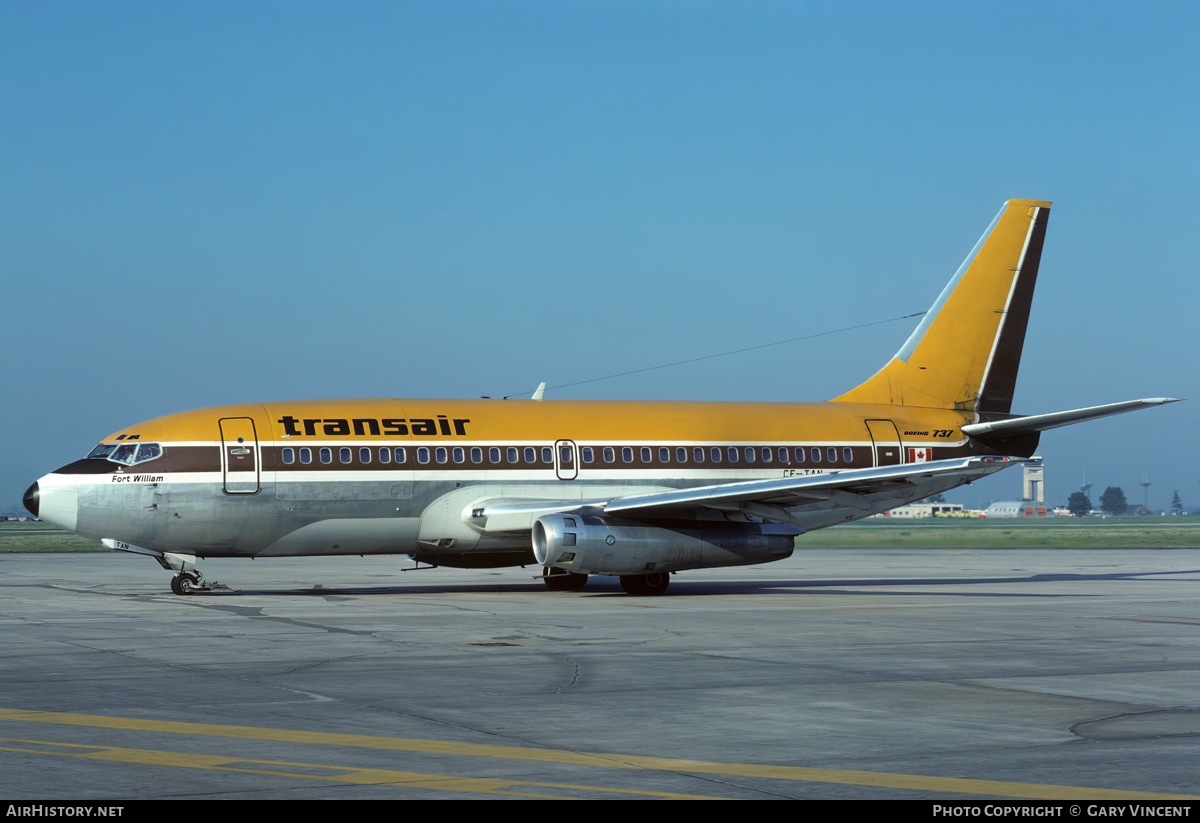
[1,548,1198,800]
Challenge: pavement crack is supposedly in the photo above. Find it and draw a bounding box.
[550,657,582,693]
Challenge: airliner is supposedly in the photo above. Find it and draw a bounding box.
[23,199,1178,595]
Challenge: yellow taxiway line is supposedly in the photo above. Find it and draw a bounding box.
[1,708,1195,800]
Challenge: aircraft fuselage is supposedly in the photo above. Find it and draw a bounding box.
[31,398,1021,563]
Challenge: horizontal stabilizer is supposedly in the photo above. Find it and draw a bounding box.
[961,398,1180,438]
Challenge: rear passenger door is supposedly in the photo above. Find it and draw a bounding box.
[865,419,903,467]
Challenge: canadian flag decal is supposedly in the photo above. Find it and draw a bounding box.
[907,447,931,463]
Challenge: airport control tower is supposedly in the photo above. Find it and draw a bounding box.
[1023,457,1045,503]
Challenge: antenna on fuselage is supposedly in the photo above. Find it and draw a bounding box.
[531,382,546,401]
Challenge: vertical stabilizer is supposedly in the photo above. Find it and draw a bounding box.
[832,199,1051,413]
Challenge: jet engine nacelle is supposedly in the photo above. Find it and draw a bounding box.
[532,513,799,576]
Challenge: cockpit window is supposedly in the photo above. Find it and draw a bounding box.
[135,443,162,463]
[91,442,163,466]
[110,444,139,464]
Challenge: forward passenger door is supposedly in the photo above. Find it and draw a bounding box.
[219,417,260,494]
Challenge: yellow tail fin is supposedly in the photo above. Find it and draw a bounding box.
[833,198,1051,413]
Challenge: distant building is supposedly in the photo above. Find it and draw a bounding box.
[878,502,967,518]
[983,501,1050,518]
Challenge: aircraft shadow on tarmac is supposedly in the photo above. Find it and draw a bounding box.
[182,568,1200,599]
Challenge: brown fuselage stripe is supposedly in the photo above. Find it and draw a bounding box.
[57,441,984,477]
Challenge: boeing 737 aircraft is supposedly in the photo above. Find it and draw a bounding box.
[24,199,1178,595]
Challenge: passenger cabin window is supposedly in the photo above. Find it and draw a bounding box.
[489,447,501,463]
[622,447,633,463]
[394,447,406,463]
[524,447,536,464]
[603,447,615,463]
[843,447,853,462]
[299,448,312,464]
[282,448,295,464]
[417,447,430,464]
[710,447,722,463]
[470,447,482,463]
[340,448,352,464]
[659,447,670,463]
[693,447,704,463]
[641,448,652,463]
[794,448,805,463]
[453,447,465,463]
[811,448,821,463]
[827,447,837,463]
[359,448,371,464]
[541,447,553,464]
[676,448,687,463]
[378,448,390,464]
[581,447,594,463]
[320,448,332,464]
[507,447,519,463]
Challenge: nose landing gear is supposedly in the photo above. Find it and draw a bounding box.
[170,571,205,595]
[105,544,231,595]
[163,561,229,595]
[104,541,230,595]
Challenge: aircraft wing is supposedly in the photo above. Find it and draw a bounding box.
[468,456,1024,532]
[602,455,1022,520]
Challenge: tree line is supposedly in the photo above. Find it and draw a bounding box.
[1067,487,1186,516]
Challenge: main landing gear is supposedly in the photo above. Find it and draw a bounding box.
[619,572,670,596]
[541,568,589,591]
[540,568,671,595]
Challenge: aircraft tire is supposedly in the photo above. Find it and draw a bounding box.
[542,569,588,591]
[619,572,670,596]
[170,572,199,596]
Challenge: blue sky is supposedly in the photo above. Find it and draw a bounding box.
[3,1,1197,513]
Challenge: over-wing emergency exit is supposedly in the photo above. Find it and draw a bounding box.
[23,199,1179,595]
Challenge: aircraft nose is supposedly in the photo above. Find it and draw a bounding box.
[23,482,39,518]
[31,479,78,531]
